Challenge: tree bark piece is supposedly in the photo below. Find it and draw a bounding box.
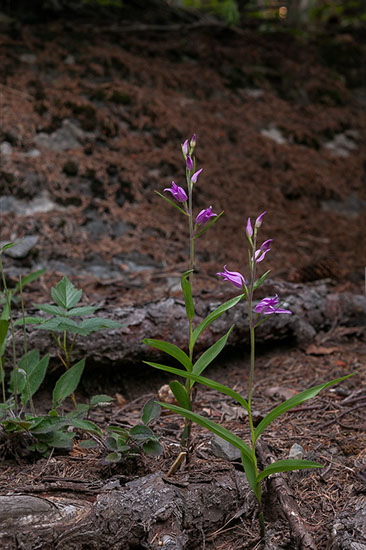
[0,469,257,549]
[256,441,317,550]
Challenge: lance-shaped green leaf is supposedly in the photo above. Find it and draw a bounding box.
[143,361,249,412]
[51,276,82,309]
[14,269,45,293]
[77,317,122,336]
[71,418,102,436]
[253,270,271,291]
[256,459,323,483]
[53,359,85,408]
[21,354,50,406]
[181,270,194,321]
[169,380,191,409]
[192,325,234,377]
[254,373,355,441]
[241,451,259,497]
[155,191,189,216]
[0,242,17,253]
[143,338,192,371]
[191,294,245,349]
[194,210,224,240]
[0,319,8,356]
[158,401,254,463]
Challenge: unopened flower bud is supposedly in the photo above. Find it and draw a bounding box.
[186,155,194,171]
[182,139,189,156]
[190,134,196,149]
[191,168,202,184]
[246,218,253,238]
[255,211,266,228]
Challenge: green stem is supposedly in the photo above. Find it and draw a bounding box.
[0,256,18,412]
[19,276,35,416]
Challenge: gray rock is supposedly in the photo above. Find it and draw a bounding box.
[325,132,358,157]
[261,125,287,145]
[34,119,85,152]
[288,443,305,460]
[210,434,241,462]
[1,236,39,259]
[321,193,366,219]
[0,142,13,156]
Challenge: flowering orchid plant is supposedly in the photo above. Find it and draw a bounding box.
[144,141,354,536]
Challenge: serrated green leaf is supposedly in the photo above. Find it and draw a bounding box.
[66,306,99,316]
[29,416,67,434]
[192,325,234,378]
[51,276,82,309]
[181,270,194,321]
[14,316,45,326]
[143,338,192,371]
[78,439,98,449]
[154,191,189,216]
[71,418,102,436]
[158,401,254,463]
[53,359,85,408]
[254,373,356,441]
[256,459,323,483]
[169,381,191,409]
[90,394,114,407]
[78,317,122,336]
[105,451,122,463]
[191,294,245,348]
[141,398,161,425]
[35,317,80,333]
[143,361,249,412]
[142,439,163,456]
[193,210,224,239]
[36,304,66,316]
[253,270,271,291]
[21,354,50,406]
[0,319,8,356]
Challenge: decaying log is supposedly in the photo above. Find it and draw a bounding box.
[0,469,256,549]
[256,441,317,550]
[9,280,366,367]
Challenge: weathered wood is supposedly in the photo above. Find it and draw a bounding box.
[0,469,256,549]
[8,280,366,369]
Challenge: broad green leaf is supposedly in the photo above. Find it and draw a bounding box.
[181,270,194,321]
[14,316,44,326]
[36,304,66,316]
[191,294,245,348]
[143,338,192,371]
[90,394,114,407]
[154,191,189,216]
[143,439,163,456]
[158,402,254,463]
[129,425,154,440]
[141,398,161,425]
[255,373,356,441]
[143,361,249,412]
[77,317,122,336]
[66,403,89,418]
[192,325,234,377]
[256,459,323,483]
[105,451,122,463]
[0,300,10,321]
[38,430,74,449]
[9,368,26,395]
[66,306,99,316]
[53,359,85,408]
[35,317,80,333]
[2,419,32,432]
[106,425,129,437]
[29,416,67,434]
[78,439,98,449]
[193,210,224,239]
[253,270,271,291]
[169,381,191,409]
[241,451,258,497]
[71,418,102,436]
[14,269,45,293]
[21,354,50,406]
[0,319,8,356]
[105,436,118,450]
[51,276,82,309]
[18,349,40,374]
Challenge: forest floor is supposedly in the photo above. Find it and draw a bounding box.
[0,4,366,549]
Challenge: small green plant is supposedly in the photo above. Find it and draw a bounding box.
[97,398,163,463]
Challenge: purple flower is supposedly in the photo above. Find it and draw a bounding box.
[254,294,292,315]
[216,265,246,289]
[182,139,189,156]
[195,205,217,225]
[253,239,273,262]
[190,134,196,148]
[186,155,194,171]
[191,168,203,184]
[164,181,187,203]
[255,211,266,228]
[246,218,253,238]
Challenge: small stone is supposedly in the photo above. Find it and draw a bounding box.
[0,142,13,156]
[261,126,287,145]
[64,54,75,65]
[25,149,41,158]
[210,434,241,462]
[288,443,305,460]
[19,53,37,64]
[1,236,39,259]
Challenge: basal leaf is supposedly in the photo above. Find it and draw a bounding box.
[78,439,98,449]
[38,430,74,449]
[90,394,114,407]
[21,354,50,406]
[53,359,85,408]
[169,380,191,409]
[158,401,254,463]
[143,361,249,412]
[191,294,245,348]
[71,418,102,436]
[192,325,234,377]
[181,270,194,321]
[51,276,82,309]
[129,425,154,440]
[143,338,192,371]
[105,451,122,463]
[141,398,161,425]
[29,416,67,434]
[0,319,8,356]
[254,373,356,441]
[256,459,323,483]
[142,439,163,456]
